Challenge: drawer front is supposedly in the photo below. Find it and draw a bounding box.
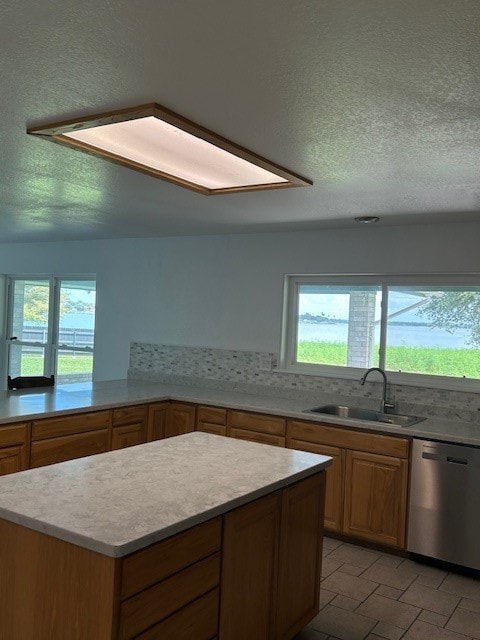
[30,429,110,468]
[119,553,221,640]
[229,427,285,448]
[197,423,227,437]
[0,445,27,476]
[287,420,409,459]
[0,423,29,447]
[111,423,146,450]
[32,410,111,441]
[112,404,147,427]
[228,411,286,436]
[135,588,219,640]
[197,406,227,426]
[121,517,222,599]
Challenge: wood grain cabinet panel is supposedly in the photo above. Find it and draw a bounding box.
[0,424,29,476]
[147,402,169,441]
[229,427,285,448]
[288,438,344,533]
[30,430,110,468]
[197,405,227,436]
[220,491,281,640]
[111,404,147,450]
[134,588,219,640]
[228,410,286,436]
[31,411,111,441]
[166,403,196,438]
[343,450,408,548]
[275,473,325,640]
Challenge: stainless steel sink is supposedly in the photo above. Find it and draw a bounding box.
[304,404,425,427]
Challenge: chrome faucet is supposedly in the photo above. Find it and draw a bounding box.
[360,367,395,414]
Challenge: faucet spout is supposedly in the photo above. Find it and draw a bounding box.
[360,367,395,413]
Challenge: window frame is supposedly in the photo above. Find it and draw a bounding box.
[3,274,96,385]
[280,273,480,391]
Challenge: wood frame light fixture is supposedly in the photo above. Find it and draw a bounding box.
[27,103,312,195]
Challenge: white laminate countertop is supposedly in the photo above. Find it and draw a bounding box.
[0,378,479,446]
[0,432,330,557]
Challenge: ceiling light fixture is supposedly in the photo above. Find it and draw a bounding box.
[354,216,380,224]
[27,103,312,196]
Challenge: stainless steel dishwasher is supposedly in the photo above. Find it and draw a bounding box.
[408,438,480,571]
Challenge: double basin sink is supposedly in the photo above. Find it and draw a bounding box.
[304,405,425,428]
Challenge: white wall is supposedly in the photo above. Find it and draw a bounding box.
[1,220,479,380]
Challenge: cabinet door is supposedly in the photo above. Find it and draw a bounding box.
[166,403,196,438]
[220,492,281,640]
[0,424,29,476]
[147,403,169,441]
[344,450,408,548]
[111,423,147,450]
[275,473,325,640]
[289,439,343,533]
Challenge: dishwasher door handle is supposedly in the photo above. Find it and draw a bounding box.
[446,456,468,465]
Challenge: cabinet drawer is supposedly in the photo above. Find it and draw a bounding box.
[135,588,219,640]
[228,411,286,436]
[121,517,222,599]
[30,429,110,468]
[119,553,221,640]
[198,423,227,436]
[287,420,409,459]
[0,423,29,447]
[32,411,111,441]
[111,423,147,450]
[0,445,27,476]
[112,404,147,426]
[229,427,285,448]
[197,406,227,426]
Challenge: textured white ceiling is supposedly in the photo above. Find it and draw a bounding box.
[1,0,479,242]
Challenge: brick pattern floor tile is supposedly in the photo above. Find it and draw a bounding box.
[300,537,479,640]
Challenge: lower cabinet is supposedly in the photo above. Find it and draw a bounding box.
[287,419,409,548]
[197,405,227,436]
[0,472,326,640]
[227,410,286,447]
[220,473,325,640]
[147,402,196,441]
[111,405,148,450]
[30,411,111,468]
[343,449,408,548]
[0,423,29,476]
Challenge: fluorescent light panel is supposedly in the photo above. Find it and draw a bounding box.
[27,104,312,195]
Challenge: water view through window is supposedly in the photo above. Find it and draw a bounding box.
[296,282,480,380]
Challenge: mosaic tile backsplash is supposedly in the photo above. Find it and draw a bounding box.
[129,342,480,424]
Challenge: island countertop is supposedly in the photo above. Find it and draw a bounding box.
[0,431,331,557]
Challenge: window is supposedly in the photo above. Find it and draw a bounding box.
[4,276,96,384]
[281,275,480,387]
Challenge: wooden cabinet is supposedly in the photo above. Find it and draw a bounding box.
[111,404,147,450]
[288,438,344,533]
[287,419,409,548]
[0,474,326,640]
[30,411,110,468]
[228,410,286,447]
[220,473,325,640]
[196,405,227,436]
[167,403,196,438]
[148,402,196,441]
[147,402,169,441]
[121,516,223,640]
[344,450,408,548]
[0,423,29,476]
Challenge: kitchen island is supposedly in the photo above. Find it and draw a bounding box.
[0,432,330,640]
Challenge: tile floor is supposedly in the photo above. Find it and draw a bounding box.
[295,536,480,640]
